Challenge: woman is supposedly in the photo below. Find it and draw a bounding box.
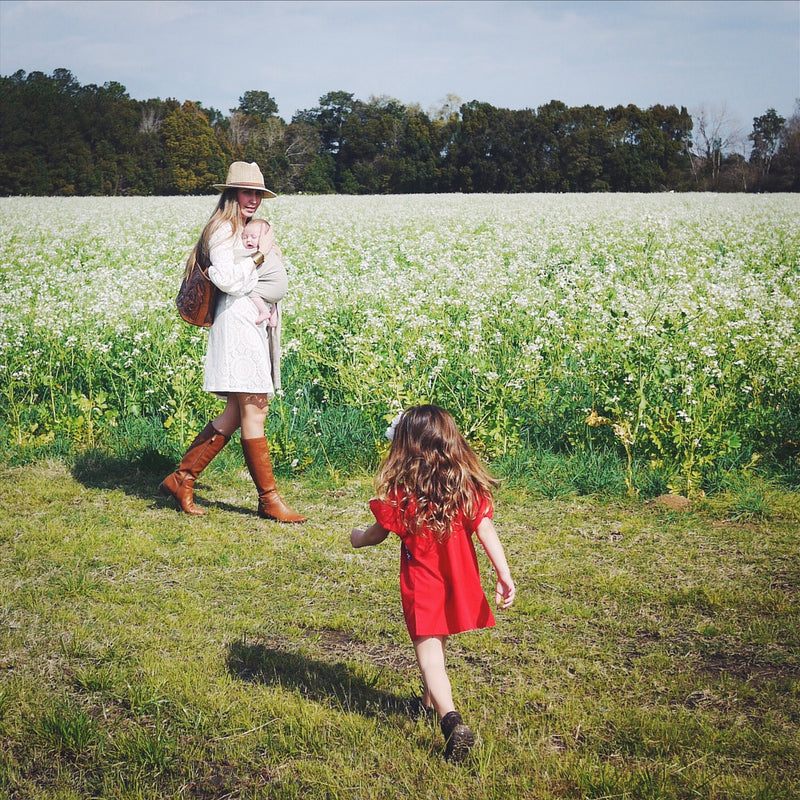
[160,161,305,523]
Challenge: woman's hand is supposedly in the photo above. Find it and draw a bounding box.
[258,223,276,255]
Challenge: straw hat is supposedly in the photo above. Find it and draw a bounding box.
[213,161,276,197]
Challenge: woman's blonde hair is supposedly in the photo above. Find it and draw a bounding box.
[184,189,251,277]
[375,405,498,541]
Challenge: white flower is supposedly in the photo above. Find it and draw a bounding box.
[386,412,404,441]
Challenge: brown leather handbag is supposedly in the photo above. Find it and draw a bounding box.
[176,248,217,327]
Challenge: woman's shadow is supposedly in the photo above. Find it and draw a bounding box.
[226,637,411,719]
[70,448,254,516]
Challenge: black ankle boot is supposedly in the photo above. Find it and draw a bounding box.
[440,711,474,762]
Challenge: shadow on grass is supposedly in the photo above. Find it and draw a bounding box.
[226,637,410,719]
[72,448,171,497]
[71,449,257,517]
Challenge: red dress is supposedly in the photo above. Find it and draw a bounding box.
[369,491,496,639]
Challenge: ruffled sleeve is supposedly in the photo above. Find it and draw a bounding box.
[369,497,405,535]
[463,493,494,535]
[207,224,259,296]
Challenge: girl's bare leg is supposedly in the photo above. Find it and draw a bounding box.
[413,635,455,719]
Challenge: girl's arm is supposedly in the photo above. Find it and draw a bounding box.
[476,517,516,609]
[351,522,390,548]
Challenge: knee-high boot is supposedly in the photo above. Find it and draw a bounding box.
[241,436,307,523]
[159,423,229,515]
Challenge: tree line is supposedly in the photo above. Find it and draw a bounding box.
[1,69,798,196]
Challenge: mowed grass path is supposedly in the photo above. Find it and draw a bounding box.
[0,457,798,799]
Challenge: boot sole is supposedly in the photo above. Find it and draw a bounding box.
[257,511,307,523]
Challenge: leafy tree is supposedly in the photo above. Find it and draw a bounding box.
[559,105,611,191]
[75,81,139,194]
[445,101,508,192]
[131,98,179,194]
[650,104,693,189]
[605,104,691,191]
[236,90,280,122]
[531,101,573,192]
[0,69,92,194]
[395,107,441,192]
[161,101,230,194]
[770,100,800,191]
[749,108,786,188]
[300,153,336,193]
[293,91,356,156]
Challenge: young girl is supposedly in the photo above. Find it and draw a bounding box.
[351,405,515,762]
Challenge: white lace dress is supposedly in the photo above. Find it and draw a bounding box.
[203,224,279,398]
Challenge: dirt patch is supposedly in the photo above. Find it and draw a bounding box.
[299,626,416,671]
[697,649,797,687]
[647,494,692,512]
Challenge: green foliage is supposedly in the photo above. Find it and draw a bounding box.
[1,193,798,502]
[237,89,279,121]
[162,102,230,194]
[29,698,101,758]
[2,69,797,195]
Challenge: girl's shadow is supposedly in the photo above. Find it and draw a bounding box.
[226,637,409,718]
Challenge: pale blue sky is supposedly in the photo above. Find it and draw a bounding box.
[1,0,798,136]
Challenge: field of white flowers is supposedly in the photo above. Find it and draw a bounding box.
[1,193,798,496]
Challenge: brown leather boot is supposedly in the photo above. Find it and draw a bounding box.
[241,436,306,523]
[159,423,229,515]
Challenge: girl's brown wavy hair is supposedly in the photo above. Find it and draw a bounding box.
[375,405,498,542]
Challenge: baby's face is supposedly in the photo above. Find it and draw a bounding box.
[242,226,260,248]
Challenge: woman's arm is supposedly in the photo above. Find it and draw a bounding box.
[351,522,390,548]
[475,517,516,609]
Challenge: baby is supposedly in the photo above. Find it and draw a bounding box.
[240,218,286,326]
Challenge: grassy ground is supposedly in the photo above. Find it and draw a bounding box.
[0,456,798,799]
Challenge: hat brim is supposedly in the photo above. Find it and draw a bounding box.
[213,183,276,198]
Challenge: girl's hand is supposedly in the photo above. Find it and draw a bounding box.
[350,528,366,548]
[351,523,390,548]
[475,518,515,609]
[495,576,516,610]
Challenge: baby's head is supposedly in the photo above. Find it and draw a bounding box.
[242,218,268,249]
